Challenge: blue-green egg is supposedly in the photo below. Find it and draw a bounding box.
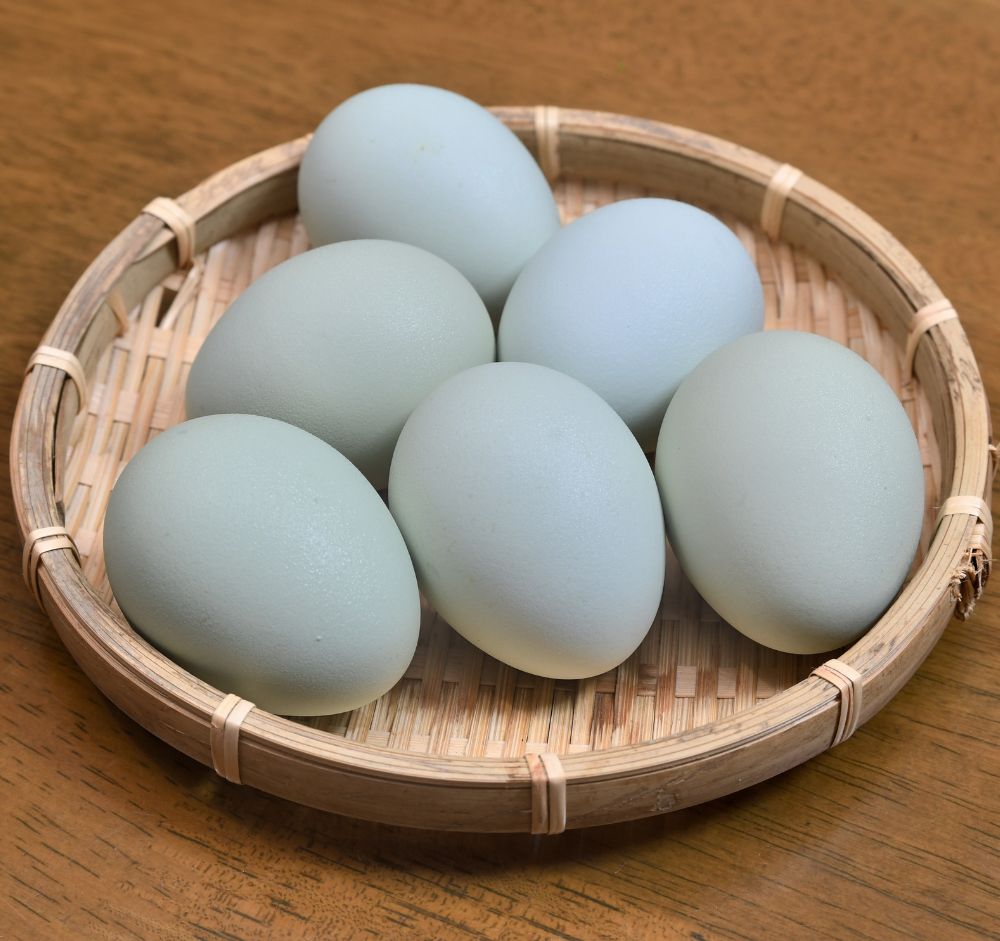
[186,240,494,489]
[656,331,924,654]
[104,414,420,715]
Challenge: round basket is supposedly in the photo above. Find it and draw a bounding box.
[11,107,993,833]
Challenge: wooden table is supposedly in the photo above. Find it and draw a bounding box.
[2,1,997,937]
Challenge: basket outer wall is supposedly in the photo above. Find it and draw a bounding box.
[10,110,992,831]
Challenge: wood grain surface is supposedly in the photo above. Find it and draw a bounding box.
[1,0,997,938]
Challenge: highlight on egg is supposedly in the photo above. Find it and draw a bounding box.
[297,83,561,319]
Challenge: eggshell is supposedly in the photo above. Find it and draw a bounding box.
[298,84,561,318]
[655,331,924,654]
[498,198,764,450]
[388,362,666,678]
[103,414,420,715]
[185,240,495,489]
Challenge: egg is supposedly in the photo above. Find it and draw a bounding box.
[185,240,494,490]
[103,414,420,715]
[388,362,666,678]
[655,331,924,654]
[498,198,764,450]
[297,84,561,318]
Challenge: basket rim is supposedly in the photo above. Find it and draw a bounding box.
[10,107,992,828]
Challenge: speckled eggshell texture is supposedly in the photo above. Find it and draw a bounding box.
[655,331,925,655]
[103,414,421,716]
[498,198,764,450]
[185,240,495,490]
[388,362,666,679]
[297,84,561,318]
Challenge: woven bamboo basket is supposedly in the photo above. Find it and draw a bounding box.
[11,107,994,833]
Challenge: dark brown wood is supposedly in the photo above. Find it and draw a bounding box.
[1,0,997,937]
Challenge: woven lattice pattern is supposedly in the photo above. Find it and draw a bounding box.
[62,178,941,757]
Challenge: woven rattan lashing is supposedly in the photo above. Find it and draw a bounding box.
[11,109,991,832]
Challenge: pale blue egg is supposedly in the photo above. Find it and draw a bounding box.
[389,363,666,679]
[499,198,764,450]
[298,84,561,319]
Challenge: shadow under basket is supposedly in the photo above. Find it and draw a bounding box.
[12,107,994,833]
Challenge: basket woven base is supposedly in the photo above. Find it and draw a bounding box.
[60,178,941,761]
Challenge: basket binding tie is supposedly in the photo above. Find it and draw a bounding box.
[526,751,567,835]
[534,105,561,183]
[211,694,255,784]
[761,163,802,240]
[905,298,959,379]
[811,659,863,747]
[22,526,80,606]
[143,196,197,269]
[26,345,88,407]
